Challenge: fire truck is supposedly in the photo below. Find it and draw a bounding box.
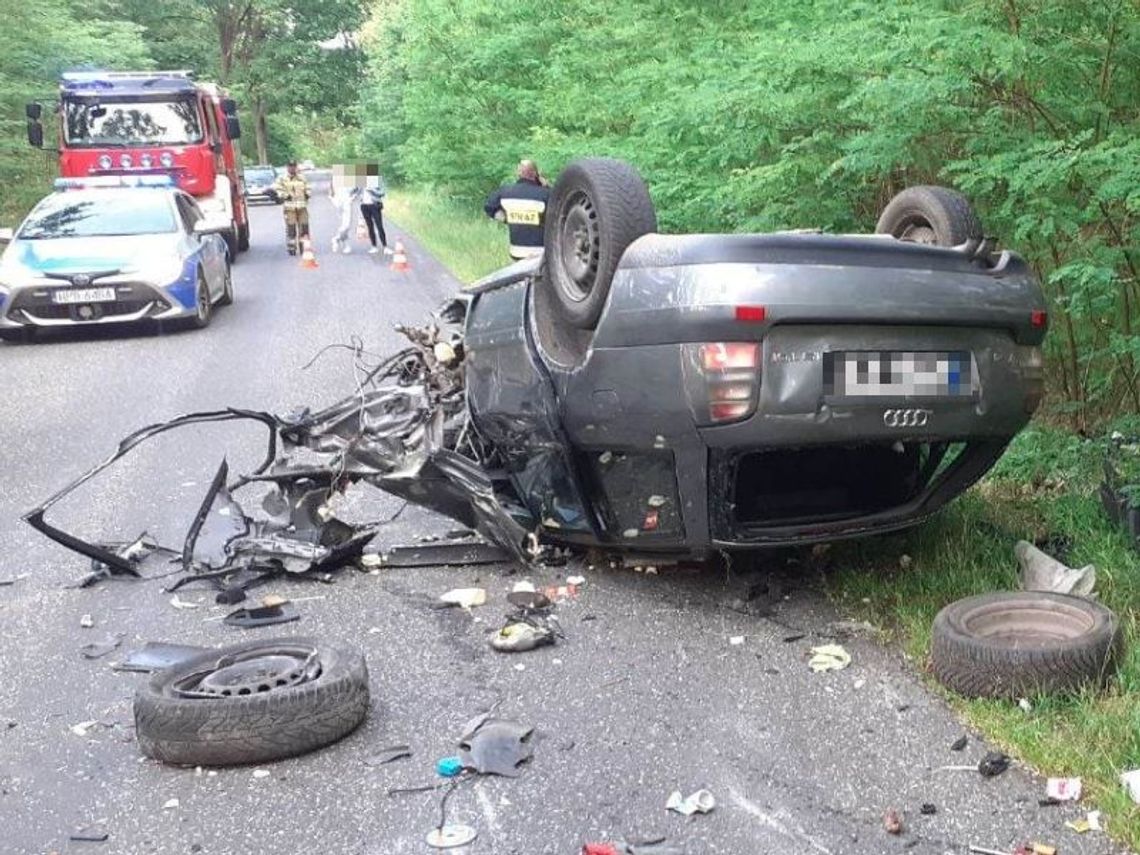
[26,70,250,258]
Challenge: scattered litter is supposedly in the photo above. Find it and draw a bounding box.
[491,620,556,653]
[1013,845,1057,855]
[883,808,903,834]
[920,803,937,815]
[1018,698,1033,712]
[426,825,477,849]
[506,589,552,611]
[566,575,586,585]
[1016,540,1096,597]
[364,745,412,766]
[543,583,579,601]
[853,678,866,689]
[979,752,1011,777]
[951,735,968,751]
[252,769,271,779]
[514,663,525,671]
[783,633,806,643]
[162,798,179,810]
[170,595,200,610]
[360,553,383,568]
[665,789,715,816]
[223,602,300,629]
[899,554,913,570]
[436,757,463,778]
[70,720,99,737]
[79,614,94,628]
[0,573,28,586]
[438,588,486,609]
[69,825,109,843]
[1121,768,1140,803]
[582,845,620,855]
[80,634,123,659]
[113,642,208,673]
[215,585,246,604]
[459,717,534,777]
[512,580,536,594]
[729,636,745,646]
[808,644,851,672]
[1045,777,1081,801]
[1065,817,1093,834]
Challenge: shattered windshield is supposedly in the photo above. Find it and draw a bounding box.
[63,97,204,147]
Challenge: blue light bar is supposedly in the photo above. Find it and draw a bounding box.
[54,175,175,191]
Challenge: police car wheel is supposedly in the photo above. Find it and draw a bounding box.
[543,158,656,330]
[217,262,234,307]
[190,271,212,329]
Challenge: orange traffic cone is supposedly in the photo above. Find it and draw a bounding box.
[300,237,319,269]
[390,241,409,272]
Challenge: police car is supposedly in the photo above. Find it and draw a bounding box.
[0,176,233,340]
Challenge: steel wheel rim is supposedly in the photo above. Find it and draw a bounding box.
[196,278,210,321]
[556,190,600,303]
[173,646,321,699]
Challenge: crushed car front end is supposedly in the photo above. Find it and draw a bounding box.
[464,234,1047,555]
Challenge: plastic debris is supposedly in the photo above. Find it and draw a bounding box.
[1045,777,1081,801]
[512,580,536,593]
[360,552,383,568]
[978,752,1011,777]
[252,769,271,779]
[70,720,99,737]
[951,735,968,751]
[438,588,486,609]
[883,808,903,834]
[582,845,621,855]
[1121,768,1140,803]
[566,575,586,585]
[665,789,715,816]
[80,634,123,659]
[1016,540,1096,597]
[69,825,109,843]
[427,825,478,848]
[113,642,208,673]
[79,614,94,628]
[459,718,534,777]
[491,621,555,652]
[1018,698,1033,712]
[170,594,199,610]
[162,798,179,810]
[808,644,851,672]
[364,745,412,766]
[223,602,300,628]
[436,756,463,778]
[729,636,745,646]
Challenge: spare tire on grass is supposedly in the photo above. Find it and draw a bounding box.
[135,637,369,766]
[542,158,657,330]
[875,185,983,247]
[931,592,1122,699]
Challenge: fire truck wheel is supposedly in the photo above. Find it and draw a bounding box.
[237,222,250,252]
[223,229,239,261]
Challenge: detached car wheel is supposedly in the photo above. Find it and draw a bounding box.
[134,638,370,766]
[875,185,982,247]
[931,592,1122,699]
[543,158,656,330]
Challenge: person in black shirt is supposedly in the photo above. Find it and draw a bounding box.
[484,160,551,260]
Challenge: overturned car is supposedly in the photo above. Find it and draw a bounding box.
[27,159,1047,583]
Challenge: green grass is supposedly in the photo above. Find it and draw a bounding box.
[384,187,507,283]
[389,186,1140,847]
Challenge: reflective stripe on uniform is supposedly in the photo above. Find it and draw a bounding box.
[501,197,546,226]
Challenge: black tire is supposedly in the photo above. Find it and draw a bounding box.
[237,221,250,252]
[875,185,982,247]
[188,269,213,330]
[217,260,234,306]
[931,592,1122,699]
[134,638,369,766]
[542,157,656,330]
[223,228,239,261]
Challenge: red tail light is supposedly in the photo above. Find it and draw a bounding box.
[1031,310,1047,328]
[735,305,766,323]
[686,342,761,425]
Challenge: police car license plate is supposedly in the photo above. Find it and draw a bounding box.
[52,287,116,304]
[823,351,977,398]
[505,210,541,225]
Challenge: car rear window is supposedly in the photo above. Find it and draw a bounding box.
[245,169,275,183]
[19,192,177,239]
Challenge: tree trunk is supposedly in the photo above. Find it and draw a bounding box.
[254,98,269,164]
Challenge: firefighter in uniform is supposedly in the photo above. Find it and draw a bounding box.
[484,160,550,260]
[274,161,311,255]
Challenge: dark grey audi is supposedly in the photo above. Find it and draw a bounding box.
[461,158,1047,556]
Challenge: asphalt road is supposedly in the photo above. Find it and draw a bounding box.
[0,198,1119,855]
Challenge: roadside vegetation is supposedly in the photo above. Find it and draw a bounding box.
[384,190,505,283]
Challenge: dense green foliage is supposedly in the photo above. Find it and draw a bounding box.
[361,0,1140,426]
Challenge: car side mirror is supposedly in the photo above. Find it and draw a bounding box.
[26,121,43,149]
[221,98,238,117]
[25,102,42,121]
[225,116,241,140]
[193,217,231,237]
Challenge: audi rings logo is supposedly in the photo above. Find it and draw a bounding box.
[71,274,91,287]
[883,408,932,428]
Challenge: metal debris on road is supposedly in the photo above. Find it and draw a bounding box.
[80,634,123,659]
[0,574,29,586]
[808,644,851,672]
[113,642,209,673]
[426,824,477,849]
[1045,777,1081,801]
[69,825,109,843]
[162,798,179,810]
[70,720,100,737]
[364,745,412,766]
[665,789,715,816]
[459,717,534,777]
[170,594,200,610]
[222,602,300,629]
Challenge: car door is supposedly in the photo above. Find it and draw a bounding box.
[176,194,222,297]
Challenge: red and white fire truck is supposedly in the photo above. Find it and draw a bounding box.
[26,70,251,257]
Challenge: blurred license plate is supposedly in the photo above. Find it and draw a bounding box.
[824,351,978,398]
[53,288,115,304]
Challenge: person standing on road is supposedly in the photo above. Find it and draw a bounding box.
[330,173,361,255]
[274,161,311,256]
[359,169,392,256]
[484,159,551,260]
